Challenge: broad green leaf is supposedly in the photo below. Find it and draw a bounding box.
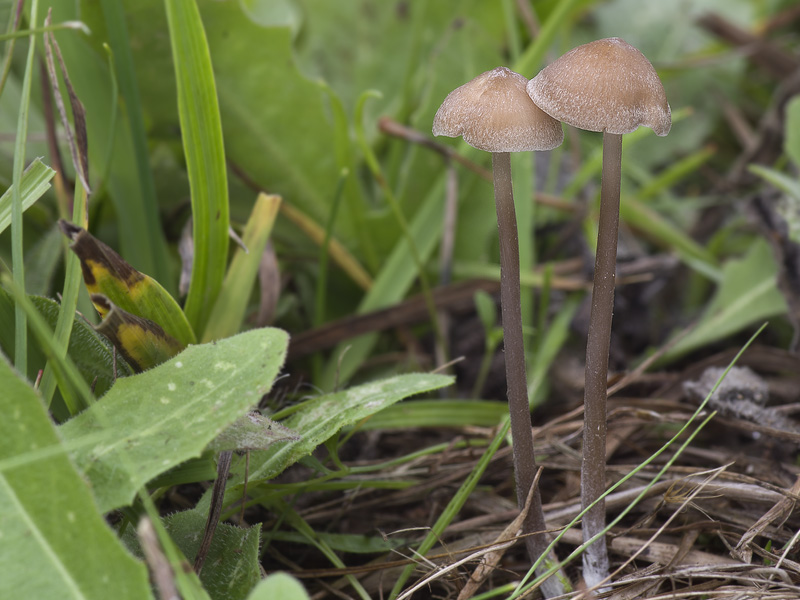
[0,158,54,235]
[247,574,310,600]
[123,507,259,600]
[60,220,196,347]
[60,328,288,512]
[202,193,281,342]
[164,0,230,337]
[168,512,260,600]
[92,295,183,372]
[0,355,152,600]
[230,373,453,488]
[661,240,787,361]
[132,509,259,600]
[0,289,133,398]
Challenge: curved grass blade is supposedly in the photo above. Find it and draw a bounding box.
[201,193,281,342]
[0,158,55,235]
[164,0,230,337]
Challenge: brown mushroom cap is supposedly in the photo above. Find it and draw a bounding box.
[432,66,564,152]
[527,38,671,136]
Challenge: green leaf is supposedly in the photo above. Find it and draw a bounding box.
[247,574,310,600]
[356,399,508,430]
[59,328,288,512]
[785,95,800,167]
[621,198,721,280]
[232,373,453,487]
[165,0,230,337]
[202,193,281,342]
[164,511,260,600]
[0,289,133,397]
[749,164,800,201]
[0,158,55,235]
[0,355,152,600]
[661,239,787,361]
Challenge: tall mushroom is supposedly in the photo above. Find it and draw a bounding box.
[527,38,671,588]
[433,67,564,594]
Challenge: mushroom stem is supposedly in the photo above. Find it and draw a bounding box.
[581,131,622,587]
[492,151,559,593]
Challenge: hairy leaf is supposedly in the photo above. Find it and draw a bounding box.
[60,328,288,512]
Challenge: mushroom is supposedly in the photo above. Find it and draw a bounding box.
[434,66,564,594]
[527,38,671,588]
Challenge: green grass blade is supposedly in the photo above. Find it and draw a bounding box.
[98,0,175,277]
[202,193,281,342]
[319,176,446,389]
[164,0,230,337]
[513,0,582,76]
[10,0,38,373]
[0,158,55,234]
[388,419,510,598]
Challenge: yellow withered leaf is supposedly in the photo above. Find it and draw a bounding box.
[59,220,196,348]
[92,295,183,372]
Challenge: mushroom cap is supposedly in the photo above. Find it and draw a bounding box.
[432,66,564,152]
[527,38,671,136]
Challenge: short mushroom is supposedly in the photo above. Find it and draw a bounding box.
[434,66,564,595]
[527,38,671,588]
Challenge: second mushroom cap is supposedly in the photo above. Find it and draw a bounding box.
[527,37,671,137]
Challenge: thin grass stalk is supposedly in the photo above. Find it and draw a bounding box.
[388,419,510,599]
[0,0,24,100]
[312,169,349,382]
[354,90,446,355]
[39,178,87,408]
[10,0,38,374]
[100,0,173,290]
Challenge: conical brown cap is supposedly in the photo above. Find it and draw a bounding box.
[433,66,563,152]
[527,38,671,136]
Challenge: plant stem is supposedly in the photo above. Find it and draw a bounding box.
[493,152,562,597]
[581,131,622,588]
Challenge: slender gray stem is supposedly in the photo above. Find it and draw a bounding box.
[581,132,622,588]
[493,152,562,597]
